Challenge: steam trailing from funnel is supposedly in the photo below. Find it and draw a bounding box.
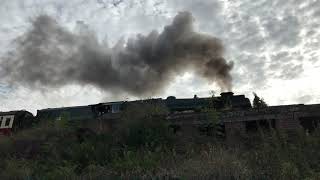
[1,11,233,96]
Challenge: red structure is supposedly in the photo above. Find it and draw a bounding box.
[0,111,34,136]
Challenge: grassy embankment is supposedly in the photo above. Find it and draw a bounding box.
[0,102,319,179]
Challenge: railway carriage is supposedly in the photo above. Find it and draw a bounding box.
[0,111,34,136]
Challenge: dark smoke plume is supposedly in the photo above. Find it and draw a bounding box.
[1,12,233,96]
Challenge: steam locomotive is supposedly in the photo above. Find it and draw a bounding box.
[0,92,251,135]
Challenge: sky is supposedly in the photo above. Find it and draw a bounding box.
[0,0,320,114]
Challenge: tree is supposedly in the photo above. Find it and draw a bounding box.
[209,90,216,97]
[252,92,268,109]
[116,100,172,149]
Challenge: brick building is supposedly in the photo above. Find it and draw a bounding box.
[221,103,320,140]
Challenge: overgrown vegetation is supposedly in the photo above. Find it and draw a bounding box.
[253,92,268,109]
[0,102,319,179]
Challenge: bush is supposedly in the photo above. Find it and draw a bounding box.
[116,101,173,150]
[0,107,319,179]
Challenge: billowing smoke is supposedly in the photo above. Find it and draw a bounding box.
[1,11,233,96]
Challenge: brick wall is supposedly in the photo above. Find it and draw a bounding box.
[277,118,300,130]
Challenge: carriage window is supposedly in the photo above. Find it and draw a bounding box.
[0,116,13,128]
[5,118,11,126]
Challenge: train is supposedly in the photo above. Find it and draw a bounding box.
[0,111,34,136]
[0,92,252,135]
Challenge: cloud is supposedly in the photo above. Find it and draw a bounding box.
[1,0,320,112]
[262,16,300,47]
[297,95,313,104]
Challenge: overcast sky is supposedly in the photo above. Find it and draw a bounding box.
[0,0,320,114]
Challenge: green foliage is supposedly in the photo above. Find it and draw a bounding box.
[116,101,173,149]
[242,130,320,179]
[112,150,160,174]
[0,159,33,179]
[205,108,219,124]
[0,137,14,158]
[209,90,216,97]
[0,105,319,179]
[56,111,71,128]
[175,144,250,179]
[200,97,222,138]
[253,92,268,109]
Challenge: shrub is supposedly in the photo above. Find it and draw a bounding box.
[116,100,173,150]
[0,106,319,179]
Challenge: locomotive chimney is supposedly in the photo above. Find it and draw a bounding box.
[220,92,234,109]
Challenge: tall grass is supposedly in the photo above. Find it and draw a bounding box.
[0,104,319,179]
